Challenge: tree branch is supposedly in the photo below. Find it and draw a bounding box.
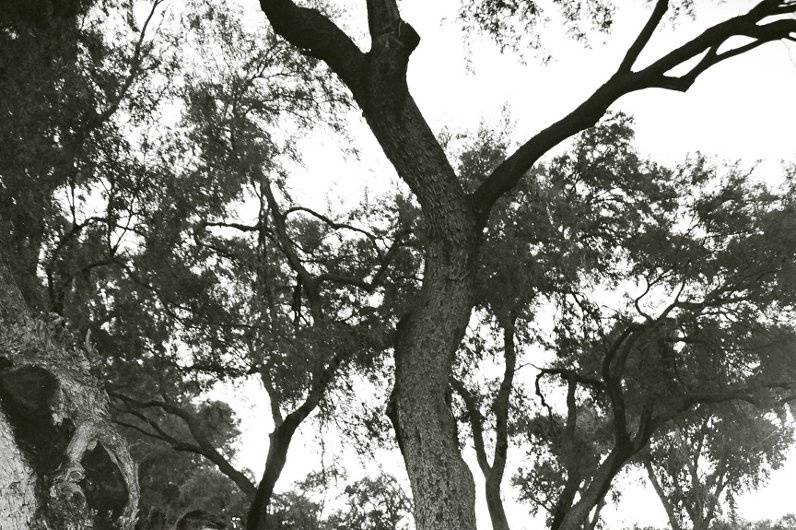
[451,377,491,474]
[644,457,684,530]
[472,0,796,221]
[618,0,669,73]
[491,317,517,479]
[258,0,366,95]
[111,391,257,496]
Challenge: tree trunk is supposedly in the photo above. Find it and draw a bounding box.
[483,319,516,530]
[0,253,139,528]
[644,459,684,530]
[359,72,480,530]
[0,407,38,528]
[485,473,511,530]
[256,3,481,526]
[246,422,296,530]
[388,235,478,530]
[555,450,626,530]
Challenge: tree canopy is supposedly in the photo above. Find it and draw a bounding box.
[0,1,794,529]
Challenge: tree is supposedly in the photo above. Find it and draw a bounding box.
[643,405,793,530]
[256,471,413,530]
[2,0,415,526]
[0,253,139,528]
[85,3,416,528]
[443,117,796,530]
[254,1,796,528]
[451,113,665,530]
[512,152,796,529]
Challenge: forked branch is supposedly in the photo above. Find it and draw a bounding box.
[473,0,796,220]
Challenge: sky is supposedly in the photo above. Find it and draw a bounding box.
[211,1,796,528]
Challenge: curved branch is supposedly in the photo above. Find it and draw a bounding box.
[110,391,257,497]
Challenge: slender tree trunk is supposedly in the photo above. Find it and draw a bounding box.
[246,422,297,530]
[485,473,511,530]
[550,472,584,530]
[644,459,684,530]
[483,319,516,530]
[246,351,343,530]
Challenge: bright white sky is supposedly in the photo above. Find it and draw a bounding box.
[209,1,796,528]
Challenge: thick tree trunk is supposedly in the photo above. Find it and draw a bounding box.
[0,253,139,528]
[360,65,481,530]
[0,407,38,528]
[388,236,478,530]
[358,50,481,528]
[257,5,481,527]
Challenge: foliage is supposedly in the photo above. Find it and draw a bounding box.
[266,472,413,530]
[644,404,793,529]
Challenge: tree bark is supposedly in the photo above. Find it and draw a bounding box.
[251,14,480,525]
[388,230,479,530]
[362,33,482,530]
[484,473,511,530]
[0,407,38,528]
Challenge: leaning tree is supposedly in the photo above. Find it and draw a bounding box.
[254,0,796,528]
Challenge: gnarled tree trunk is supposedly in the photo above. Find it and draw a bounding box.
[0,253,139,528]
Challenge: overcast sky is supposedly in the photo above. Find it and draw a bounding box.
[212,1,796,527]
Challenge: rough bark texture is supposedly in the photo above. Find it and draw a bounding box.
[0,407,38,528]
[389,238,478,530]
[259,3,483,526]
[0,253,139,529]
[373,95,479,530]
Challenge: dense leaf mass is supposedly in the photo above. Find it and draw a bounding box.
[1,0,794,529]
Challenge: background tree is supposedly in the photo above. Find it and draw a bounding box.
[444,116,796,530]
[643,405,794,530]
[87,3,418,528]
[516,154,796,528]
